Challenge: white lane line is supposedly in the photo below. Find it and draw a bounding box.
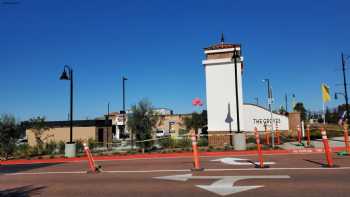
[4,166,350,176]
[204,167,350,171]
[3,171,87,176]
[1,151,327,166]
[102,167,350,173]
[102,169,191,173]
[96,151,329,163]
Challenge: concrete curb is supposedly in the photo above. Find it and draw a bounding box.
[0,146,346,166]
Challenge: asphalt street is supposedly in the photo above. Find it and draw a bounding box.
[1,153,350,197]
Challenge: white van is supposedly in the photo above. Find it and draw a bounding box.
[156,130,170,138]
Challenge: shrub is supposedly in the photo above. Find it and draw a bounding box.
[178,129,188,136]
[175,138,191,148]
[88,138,97,150]
[310,130,322,140]
[58,141,65,154]
[29,146,39,156]
[198,137,208,147]
[158,137,176,148]
[44,141,57,155]
[75,139,84,153]
[127,150,137,154]
[246,136,256,144]
[15,144,30,158]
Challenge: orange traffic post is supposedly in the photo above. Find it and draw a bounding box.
[264,127,270,145]
[297,124,302,144]
[306,124,311,147]
[343,124,350,154]
[275,125,281,145]
[321,128,335,167]
[84,143,98,173]
[254,127,268,168]
[191,133,203,171]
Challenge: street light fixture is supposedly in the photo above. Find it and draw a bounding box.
[335,92,345,100]
[262,78,275,148]
[59,65,75,157]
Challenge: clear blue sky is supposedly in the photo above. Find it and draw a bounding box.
[1,0,350,121]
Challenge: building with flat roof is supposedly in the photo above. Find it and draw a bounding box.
[24,120,112,147]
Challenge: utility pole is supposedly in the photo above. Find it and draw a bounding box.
[263,79,274,148]
[342,53,350,122]
[106,102,110,149]
[285,94,288,112]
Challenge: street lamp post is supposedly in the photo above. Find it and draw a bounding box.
[122,76,130,148]
[341,53,350,123]
[123,76,127,113]
[263,79,275,148]
[59,65,76,157]
[105,102,110,149]
[233,47,241,133]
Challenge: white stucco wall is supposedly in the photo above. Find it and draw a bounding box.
[204,59,244,132]
[242,104,289,132]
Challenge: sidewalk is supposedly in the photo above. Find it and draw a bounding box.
[0,146,347,166]
[279,137,347,150]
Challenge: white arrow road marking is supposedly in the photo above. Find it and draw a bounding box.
[154,174,290,196]
[155,173,192,181]
[212,157,275,165]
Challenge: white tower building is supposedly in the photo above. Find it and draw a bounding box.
[202,36,290,146]
[202,38,244,133]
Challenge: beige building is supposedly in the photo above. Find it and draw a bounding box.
[25,120,112,147]
[105,111,192,139]
[155,114,191,137]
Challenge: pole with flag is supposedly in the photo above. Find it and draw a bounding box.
[321,83,331,124]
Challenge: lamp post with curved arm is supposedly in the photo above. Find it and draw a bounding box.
[59,65,76,157]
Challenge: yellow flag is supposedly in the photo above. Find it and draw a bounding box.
[321,83,331,103]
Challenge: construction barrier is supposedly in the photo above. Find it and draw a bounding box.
[265,127,270,145]
[84,143,100,173]
[343,124,350,154]
[275,125,280,145]
[321,128,334,167]
[254,127,267,168]
[297,125,302,144]
[306,124,311,147]
[191,133,203,171]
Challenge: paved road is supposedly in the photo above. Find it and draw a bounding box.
[1,153,350,197]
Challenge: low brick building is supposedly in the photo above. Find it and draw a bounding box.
[25,120,112,147]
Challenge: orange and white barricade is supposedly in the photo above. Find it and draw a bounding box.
[297,125,302,144]
[343,124,350,154]
[306,124,311,147]
[84,143,100,173]
[191,133,203,171]
[321,128,335,167]
[254,127,268,168]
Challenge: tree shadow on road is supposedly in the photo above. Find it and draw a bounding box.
[0,163,61,174]
[303,159,326,167]
[0,185,46,197]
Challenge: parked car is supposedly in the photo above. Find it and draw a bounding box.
[156,130,170,138]
[16,138,28,145]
